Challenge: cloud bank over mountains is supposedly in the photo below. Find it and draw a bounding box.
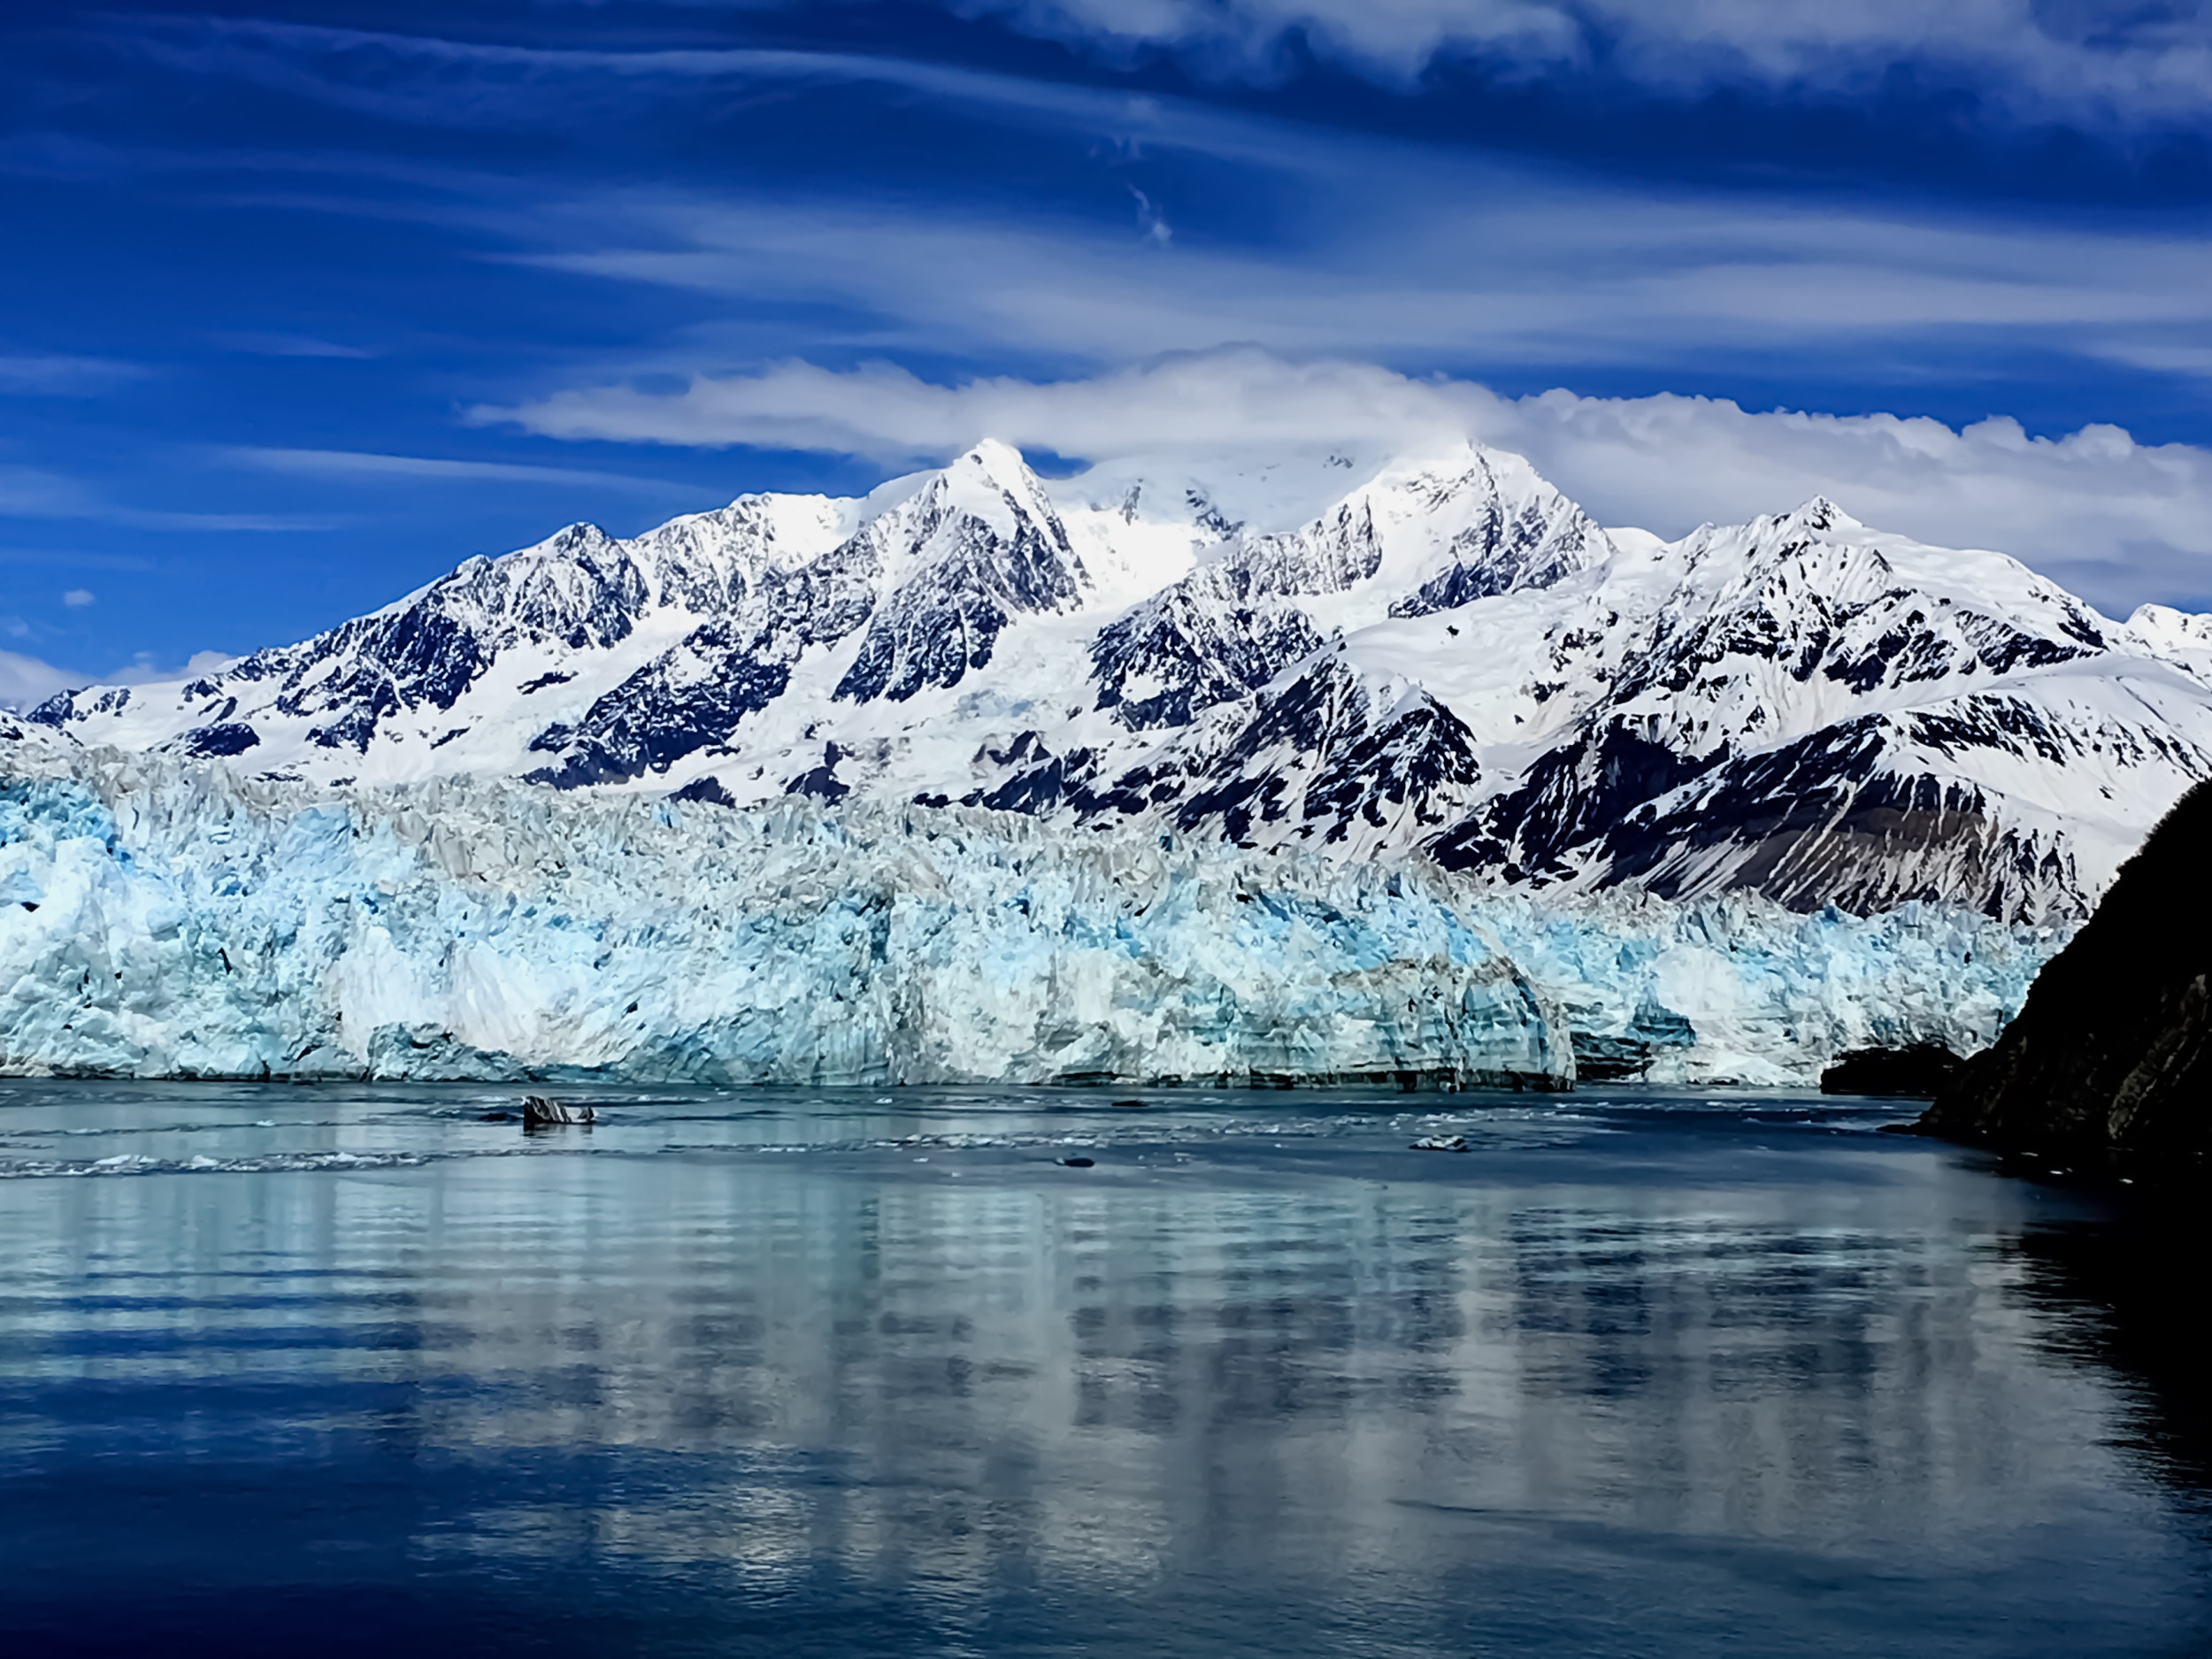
[0,649,75,712]
[491,349,2212,612]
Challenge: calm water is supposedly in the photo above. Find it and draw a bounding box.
[0,1081,2204,1657]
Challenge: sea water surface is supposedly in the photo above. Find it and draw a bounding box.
[0,1081,2205,1657]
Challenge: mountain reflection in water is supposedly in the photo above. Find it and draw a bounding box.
[0,1083,2203,1657]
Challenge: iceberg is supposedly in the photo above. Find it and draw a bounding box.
[0,749,2063,1087]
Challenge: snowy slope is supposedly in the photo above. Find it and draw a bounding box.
[1422,500,2212,918]
[0,749,2057,1086]
[27,441,2212,923]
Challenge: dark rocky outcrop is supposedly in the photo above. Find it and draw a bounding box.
[173,722,261,759]
[1819,1042,1963,1097]
[1916,779,2212,1164]
[522,1094,595,1126]
[671,774,735,807]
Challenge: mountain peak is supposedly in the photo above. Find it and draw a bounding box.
[957,436,1029,475]
[1784,495,1859,534]
[898,438,1059,548]
[948,437,1046,503]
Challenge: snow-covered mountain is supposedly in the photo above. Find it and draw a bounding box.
[28,439,2212,922]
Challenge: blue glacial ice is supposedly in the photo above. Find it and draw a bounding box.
[0,755,2065,1087]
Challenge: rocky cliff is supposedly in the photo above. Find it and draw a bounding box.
[1917,778,2212,1164]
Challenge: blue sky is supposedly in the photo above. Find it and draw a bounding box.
[6,1,2212,699]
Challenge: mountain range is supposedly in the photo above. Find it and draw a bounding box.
[27,438,2212,923]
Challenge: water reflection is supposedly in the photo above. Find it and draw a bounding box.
[2014,1204,2212,1499]
[0,1084,2205,1656]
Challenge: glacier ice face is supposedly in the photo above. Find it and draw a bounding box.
[0,755,1570,1087]
[1478,889,2060,1088]
[0,749,2061,1087]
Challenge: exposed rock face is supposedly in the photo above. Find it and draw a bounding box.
[1819,1041,1962,1097]
[522,1094,595,1125]
[1917,779,2212,1161]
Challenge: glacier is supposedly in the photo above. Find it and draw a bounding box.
[0,741,2062,1087]
[6,434,2154,1087]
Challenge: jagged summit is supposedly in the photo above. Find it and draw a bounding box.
[25,440,2212,922]
[1785,495,1855,531]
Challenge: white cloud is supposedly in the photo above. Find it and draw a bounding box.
[210,332,378,359]
[104,649,239,686]
[228,448,687,491]
[964,1,2212,119]
[0,354,149,396]
[107,17,2212,390]
[196,5,2212,127]
[0,638,231,711]
[482,348,2212,612]
[501,180,2212,390]
[1510,392,2212,611]
[0,464,343,533]
[486,352,1502,459]
[0,648,77,710]
[61,588,94,608]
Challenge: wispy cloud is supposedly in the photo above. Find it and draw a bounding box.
[1128,185,1173,246]
[71,13,2212,391]
[105,16,1194,142]
[209,331,378,359]
[0,353,148,395]
[12,2,2212,665]
[961,0,2212,122]
[481,347,2212,612]
[0,544,157,573]
[0,464,343,532]
[494,178,2212,388]
[228,447,691,491]
[0,465,119,521]
[438,1,2212,127]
